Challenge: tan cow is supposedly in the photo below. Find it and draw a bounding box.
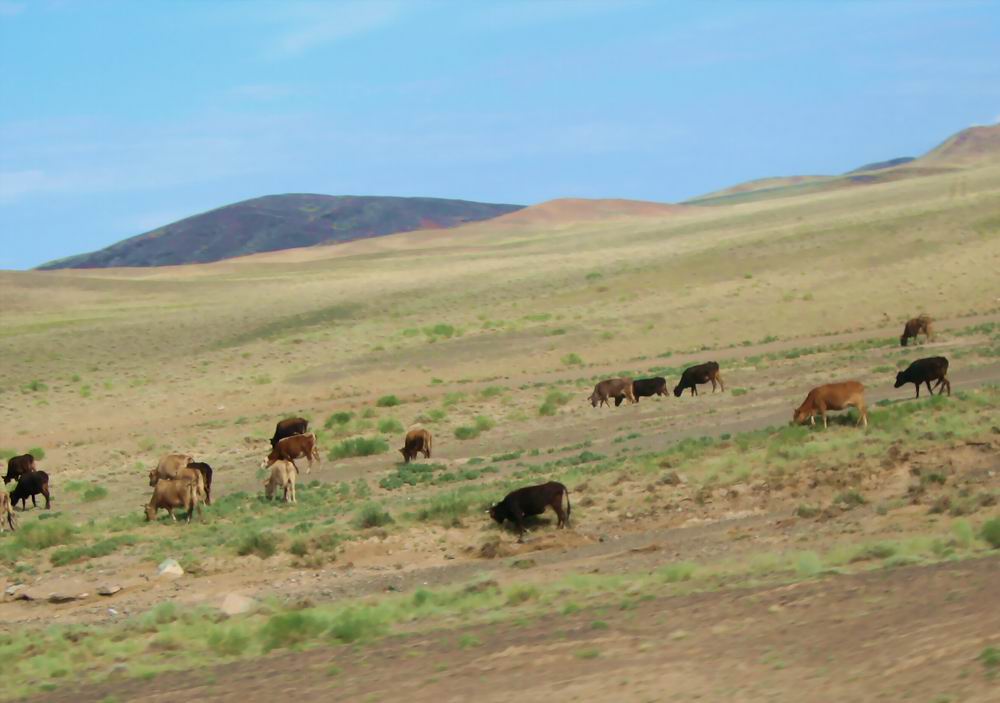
[589,378,635,408]
[399,428,432,463]
[148,466,206,502]
[144,477,200,523]
[793,381,868,429]
[264,460,297,503]
[154,453,194,479]
[262,433,319,474]
[0,491,15,532]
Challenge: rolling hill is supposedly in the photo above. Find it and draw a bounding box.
[686,122,999,206]
[37,194,524,269]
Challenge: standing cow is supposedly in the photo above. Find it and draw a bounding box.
[793,381,868,429]
[3,454,36,485]
[263,433,320,474]
[590,378,635,408]
[900,314,933,347]
[0,492,15,532]
[673,362,725,397]
[895,357,950,398]
[399,429,432,463]
[10,470,51,510]
[489,482,571,541]
[270,417,309,447]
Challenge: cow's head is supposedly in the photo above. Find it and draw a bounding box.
[148,469,159,487]
[264,478,275,500]
[899,334,909,347]
[672,385,684,398]
[588,392,599,408]
[792,405,810,425]
[399,447,412,463]
[893,372,906,389]
[488,503,510,524]
[143,504,156,521]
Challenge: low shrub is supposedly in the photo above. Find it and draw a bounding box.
[377,418,404,434]
[981,517,1000,549]
[328,437,389,460]
[354,503,393,529]
[324,412,354,428]
[376,395,400,407]
[236,531,279,559]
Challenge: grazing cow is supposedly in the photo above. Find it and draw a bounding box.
[264,460,297,503]
[900,314,933,347]
[673,362,725,397]
[10,470,51,510]
[616,377,667,405]
[270,417,309,448]
[186,461,214,505]
[148,466,206,502]
[399,428,432,463]
[262,433,320,474]
[793,381,868,429]
[0,492,15,532]
[489,481,571,541]
[3,453,36,485]
[590,378,635,408]
[895,357,951,398]
[144,477,200,523]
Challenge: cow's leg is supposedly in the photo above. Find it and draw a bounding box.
[926,380,934,396]
[167,508,176,522]
[42,485,50,509]
[914,383,920,398]
[858,404,869,427]
[553,499,567,529]
[691,386,697,396]
[717,373,725,392]
[943,378,951,396]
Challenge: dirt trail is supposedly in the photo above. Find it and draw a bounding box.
[37,557,1000,703]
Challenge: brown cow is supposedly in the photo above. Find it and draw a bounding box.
[144,477,200,523]
[0,491,15,532]
[3,453,36,485]
[262,433,320,474]
[793,381,868,429]
[589,378,635,408]
[489,482,571,541]
[399,429,432,463]
[900,314,933,347]
[264,460,297,503]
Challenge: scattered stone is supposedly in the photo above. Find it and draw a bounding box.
[97,585,122,596]
[107,608,119,616]
[157,558,184,578]
[659,471,682,486]
[48,592,88,604]
[4,584,23,597]
[463,579,499,594]
[219,593,256,616]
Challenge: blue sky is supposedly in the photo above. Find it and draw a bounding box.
[1,0,998,269]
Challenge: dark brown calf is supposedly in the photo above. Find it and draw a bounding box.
[673,362,724,397]
[900,315,933,347]
[3,454,36,485]
[399,429,432,463]
[489,481,571,541]
[270,417,309,448]
[895,356,950,398]
[10,470,50,510]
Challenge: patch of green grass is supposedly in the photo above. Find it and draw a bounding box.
[424,323,457,339]
[236,531,279,559]
[22,379,48,393]
[50,535,137,566]
[354,503,393,529]
[731,387,748,396]
[658,562,696,583]
[26,446,45,460]
[795,552,823,577]
[377,418,404,434]
[981,518,1000,549]
[575,647,600,659]
[414,492,477,526]
[328,437,389,459]
[376,394,400,407]
[259,611,329,652]
[324,411,354,428]
[480,386,505,398]
[82,485,109,502]
[979,646,999,677]
[834,490,866,510]
[561,353,583,366]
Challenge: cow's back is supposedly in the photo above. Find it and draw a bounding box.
[816,381,865,408]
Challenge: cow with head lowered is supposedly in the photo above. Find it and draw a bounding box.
[263,433,320,474]
[489,481,571,541]
[399,429,432,463]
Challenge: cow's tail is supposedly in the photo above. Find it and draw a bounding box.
[564,486,571,526]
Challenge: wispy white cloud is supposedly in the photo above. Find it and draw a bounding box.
[0,1,25,18]
[262,1,405,58]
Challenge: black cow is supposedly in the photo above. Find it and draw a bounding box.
[270,417,309,447]
[3,454,35,485]
[673,362,725,397]
[894,356,950,398]
[186,461,214,505]
[616,377,667,406]
[10,470,50,510]
[489,481,570,541]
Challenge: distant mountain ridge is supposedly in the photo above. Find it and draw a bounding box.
[686,122,999,206]
[38,194,524,269]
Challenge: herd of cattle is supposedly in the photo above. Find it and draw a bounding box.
[0,316,953,538]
